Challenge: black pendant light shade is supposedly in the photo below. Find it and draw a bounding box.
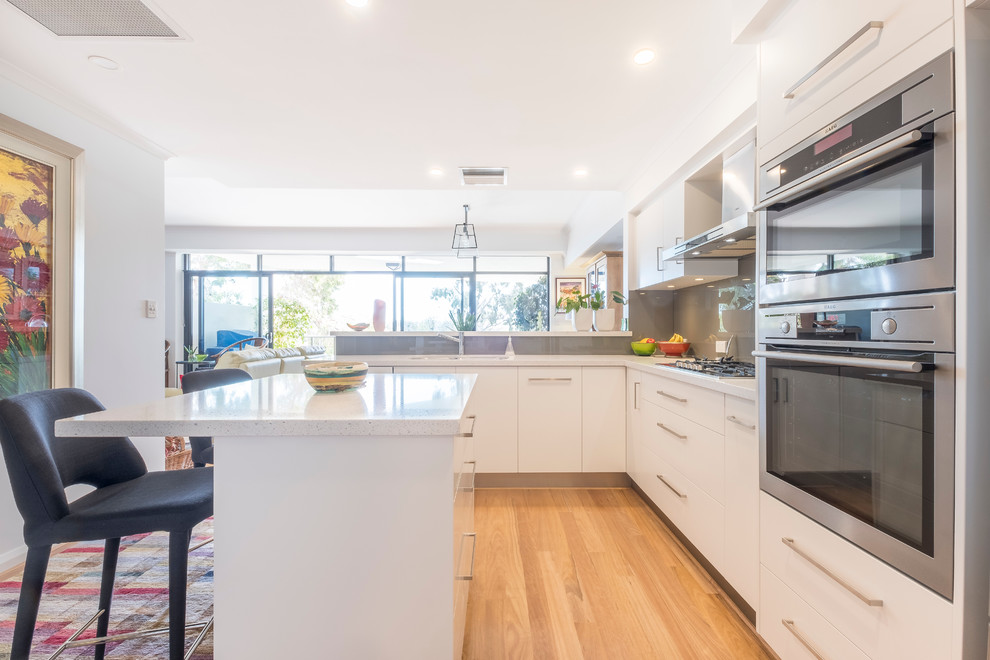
[452,204,478,250]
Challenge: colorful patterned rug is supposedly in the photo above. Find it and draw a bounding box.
[0,519,214,659]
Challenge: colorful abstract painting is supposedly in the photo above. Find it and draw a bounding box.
[0,147,53,397]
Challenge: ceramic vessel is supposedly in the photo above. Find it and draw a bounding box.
[572,308,593,331]
[594,308,616,332]
[303,361,369,392]
[373,299,386,332]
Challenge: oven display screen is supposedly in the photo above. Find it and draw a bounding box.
[814,123,853,155]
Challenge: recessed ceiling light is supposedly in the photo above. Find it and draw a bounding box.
[694,278,704,281]
[691,251,701,255]
[574,168,588,177]
[346,0,368,6]
[429,168,443,176]
[633,49,656,65]
[743,278,752,281]
[667,285,675,288]
[707,285,715,288]
[725,238,736,243]
[88,55,119,70]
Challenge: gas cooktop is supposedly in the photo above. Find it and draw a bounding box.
[660,357,756,378]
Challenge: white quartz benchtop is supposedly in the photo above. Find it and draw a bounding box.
[344,354,757,401]
[55,373,477,438]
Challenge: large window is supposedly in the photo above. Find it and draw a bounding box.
[183,254,550,349]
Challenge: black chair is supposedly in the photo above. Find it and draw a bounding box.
[0,388,214,660]
[181,368,254,467]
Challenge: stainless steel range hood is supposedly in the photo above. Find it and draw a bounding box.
[662,141,756,262]
[661,212,756,261]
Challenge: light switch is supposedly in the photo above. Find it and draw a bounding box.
[145,300,158,318]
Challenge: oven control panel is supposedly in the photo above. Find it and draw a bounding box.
[758,290,954,352]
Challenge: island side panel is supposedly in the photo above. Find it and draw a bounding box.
[213,433,456,660]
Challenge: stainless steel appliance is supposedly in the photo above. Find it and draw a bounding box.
[754,290,954,598]
[756,51,954,305]
[661,357,755,378]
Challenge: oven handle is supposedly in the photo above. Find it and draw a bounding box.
[752,350,924,373]
[755,129,923,210]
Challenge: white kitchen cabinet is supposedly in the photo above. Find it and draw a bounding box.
[632,199,665,290]
[761,566,870,660]
[757,0,953,163]
[581,367,626,472]
[394,366,457,374]
[641,371,725,434]
[759,493,952,660]
[642,400,725,503]
[452,420,475,658]
[518,367,583,472]
[722,396,759,610]
[455,366,519,472]
[626,369,644,484]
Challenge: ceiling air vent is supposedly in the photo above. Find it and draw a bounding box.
[459,167,508,186]
[6,0,184,38]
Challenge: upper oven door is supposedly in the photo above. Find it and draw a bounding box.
[758,114,954,306]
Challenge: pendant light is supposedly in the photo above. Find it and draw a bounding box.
[451,204,477,253]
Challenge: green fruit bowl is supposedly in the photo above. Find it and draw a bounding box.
[631,341,658,356]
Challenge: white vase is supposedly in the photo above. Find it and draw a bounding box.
[594,308,616,332]
[572,308,594,331]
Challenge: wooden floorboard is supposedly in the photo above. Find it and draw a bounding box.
[463,488,772,660]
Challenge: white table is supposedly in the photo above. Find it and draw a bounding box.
[56,373,478,659]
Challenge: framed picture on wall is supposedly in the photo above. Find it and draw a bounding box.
[0,113,82,397]
[554,278,585,314]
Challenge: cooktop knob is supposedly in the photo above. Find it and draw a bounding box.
[881,318,897,335]
[779,320,791,334]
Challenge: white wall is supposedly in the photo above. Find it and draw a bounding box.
[0,77,166,570]
[562,192,624,266]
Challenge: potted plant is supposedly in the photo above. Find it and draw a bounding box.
[556,288,627,331]
[184,345,209,362]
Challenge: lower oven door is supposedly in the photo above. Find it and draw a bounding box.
[756,347,954,599]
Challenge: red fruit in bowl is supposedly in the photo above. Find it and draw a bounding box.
[642,338,656,343]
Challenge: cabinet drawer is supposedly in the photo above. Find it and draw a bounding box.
[761,566,869,660]
[761,494,951,660]
[638,444,724,570]
[642,401,724,503]
[641,372,725,433]
[758,0,952,158]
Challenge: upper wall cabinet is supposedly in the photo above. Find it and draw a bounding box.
[758,0,953,163]
[631,200,665,290]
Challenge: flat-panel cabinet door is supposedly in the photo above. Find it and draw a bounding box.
[626,369,643,482]
[723,395,759,610]
[455,366,519,473]
[632,201,664,289]
[518,367,583,472]
[581,367,625,472]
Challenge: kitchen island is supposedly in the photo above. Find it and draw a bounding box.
[55,372,478,660]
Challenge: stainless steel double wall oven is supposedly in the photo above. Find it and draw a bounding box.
[754,52,956,599]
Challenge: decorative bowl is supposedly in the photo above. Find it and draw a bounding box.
[347,322,370,331]
[630,341,658,356]
[303,361,369,392]
[658,341,691,356]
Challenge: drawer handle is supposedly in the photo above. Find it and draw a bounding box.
[781,619,828,660]
[528,377,572,382]
[726,415,756,431]
[781,537,883,607]
[657,390,687,403]
[782,20,884,99]
[633,381,639,410]
[656,422,688,440]
[455,532,477,581]
[457,415,477,438]
[457,460,477,492]
[655,474,687,499]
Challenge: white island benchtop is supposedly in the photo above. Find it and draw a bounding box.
[55,372,476,438]
[55,372,479,660]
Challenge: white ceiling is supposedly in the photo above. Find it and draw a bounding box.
[0,0,748,232]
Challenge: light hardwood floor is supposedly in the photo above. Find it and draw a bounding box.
[462,488,773,660]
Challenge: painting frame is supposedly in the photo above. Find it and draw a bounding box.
[0,113,83,396]
[554,277,585,314]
